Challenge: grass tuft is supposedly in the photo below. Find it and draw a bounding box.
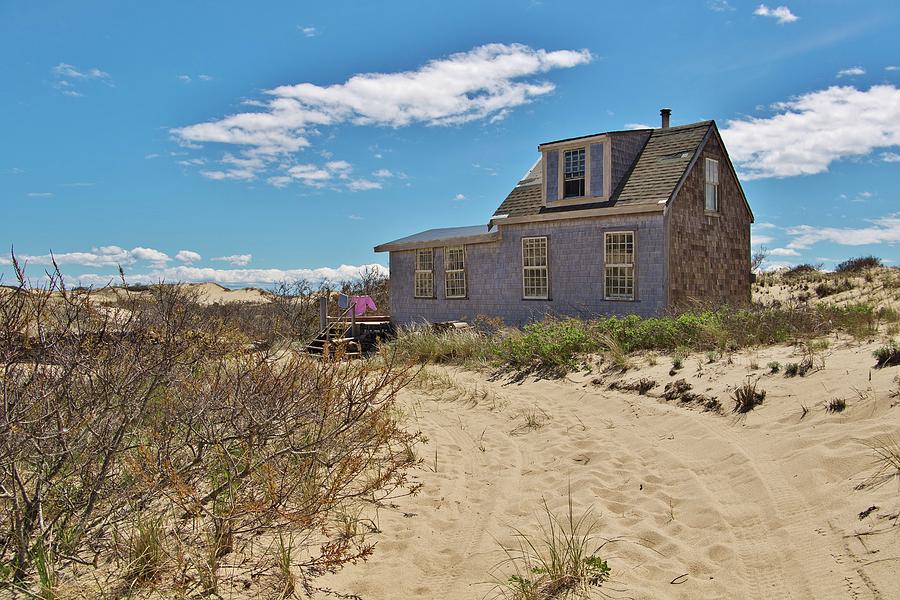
[487,492,610,600]
[873,341,900,368]
[732,378,765,414]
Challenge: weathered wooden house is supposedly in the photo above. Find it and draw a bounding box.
[375,110,753,326]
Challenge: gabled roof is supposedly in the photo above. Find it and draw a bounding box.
[492,121,715,220]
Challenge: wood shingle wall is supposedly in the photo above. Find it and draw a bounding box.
[666,133,752,310]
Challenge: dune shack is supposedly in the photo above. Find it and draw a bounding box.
[376,110,753,326]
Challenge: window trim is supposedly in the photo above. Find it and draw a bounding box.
[414,248,435,299]
[562,147,586,199]
[521,236,550,300]
[705,158,719,213]
[542,135,612,206]
[603,230,636,301]
[443,245,467,299]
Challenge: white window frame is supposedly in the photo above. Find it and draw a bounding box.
[562,147,586,199]
[604,231,635,301]
[414,248,434,298]
[444,245,466,299]
[522,236,549,300]
[705,158,719,212]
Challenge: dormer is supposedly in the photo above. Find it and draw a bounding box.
[539,133,612,207]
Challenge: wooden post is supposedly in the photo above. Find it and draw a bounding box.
[351,309,358,339]
[319,297,327,336]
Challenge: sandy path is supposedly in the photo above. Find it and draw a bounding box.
[325,341,899,599]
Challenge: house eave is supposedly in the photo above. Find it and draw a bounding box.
[374,230,501,253]
[490,203,664,227]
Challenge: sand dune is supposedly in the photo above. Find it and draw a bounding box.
[325,339,900,599]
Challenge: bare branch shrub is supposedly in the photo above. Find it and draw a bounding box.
[0,256,419,596]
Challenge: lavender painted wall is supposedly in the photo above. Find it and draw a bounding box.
[389,213,667,326]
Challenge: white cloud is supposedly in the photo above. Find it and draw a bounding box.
[886,66,899,72]
[721,84,900,179]
[73,263,387,288]
[177,75,192,83]
[348,214,363,220]
[753,4,799,24]
[373,168,393,178]
[752,234,775,246]
[707,0,734,12]
[170,44,592,185]
[754,221,779,229]
[455,193,466,201]
[785,212,900,249]
[175,250,202,263]
[27,192,54,198]
[144,153,160,159]
[624,122,654,130]
[198,74,213,81]
[836,66,865,78]
[768,247,800,256]
[882,151,900,162]
[12,246,171,268]
[212,254,252,267]
[851,191,873,202]
[51,62,113,96]
[299,25,318,37]
[347,178,382,191]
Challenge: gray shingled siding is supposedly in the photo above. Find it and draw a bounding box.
[589,142,604,197]
[389,214,667,326]
[545,150,558,202]
[610,130,651,196]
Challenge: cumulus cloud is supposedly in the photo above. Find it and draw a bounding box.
[752,234,775,246]
[785,212,900,249]
[768,247,800,256]
[175,250,202,263]
[12,246,171,268]
[372,169,393,178]
[753,4,799,24]
[51,62,113,96]
[72,263,388,288]
[455,193,466,201]
[299,25,318,37]
[721,84,900,179]
[836,66,865,78]
[347,178,381,191]
[882,151,900,162]
[170,44,592,186]
[212,254,252,266]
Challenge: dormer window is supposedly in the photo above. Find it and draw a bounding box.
[563,148,585,198]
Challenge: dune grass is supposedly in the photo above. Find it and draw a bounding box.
[387,303,884,376]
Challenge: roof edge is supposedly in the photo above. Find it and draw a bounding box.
[374,230,501,253]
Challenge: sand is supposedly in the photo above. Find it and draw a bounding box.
[324,339,900,599]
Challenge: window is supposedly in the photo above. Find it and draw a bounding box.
[522,237,549,299]
[604,232,634,300]
[563,148,585,198]
[444,245,466,298]
[705,158,719,212]
[414,248,434,298]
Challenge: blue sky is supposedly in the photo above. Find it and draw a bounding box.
[2,0,899,286]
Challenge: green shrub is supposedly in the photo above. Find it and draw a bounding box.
[767,361,781,374]
[784,362,800,377]
[874,341,900,368]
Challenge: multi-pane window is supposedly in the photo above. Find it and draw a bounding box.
[705,158,719,212]
[414,248,434,298]
[522,237,549,299]
[444,245,466,298]
[604,232,634,300]
[563,148,585,198]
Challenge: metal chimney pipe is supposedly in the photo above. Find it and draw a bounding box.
[660,108,671,129]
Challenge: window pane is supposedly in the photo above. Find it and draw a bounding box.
[705,183,718,211]
[523,267,548,298]
[445,271,466,298]
[564,148,585,179]
[416,248,433,271]
[605,232,634,265]
[415,271,433,298]
[605,266,634,300]
[522,237,548,267]
[445,246,465,271]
